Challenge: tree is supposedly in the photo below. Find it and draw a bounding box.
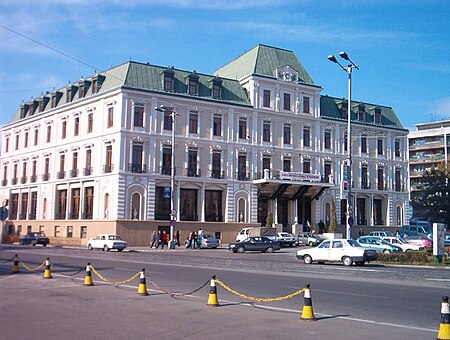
[266,213,274,228]
[328,199,338,233]
[412,161,450,226]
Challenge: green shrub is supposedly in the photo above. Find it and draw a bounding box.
[377,250,450,265]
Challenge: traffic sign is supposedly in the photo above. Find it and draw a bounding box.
[163,187,171,198]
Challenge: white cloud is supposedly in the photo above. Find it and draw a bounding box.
[432,97,450,120]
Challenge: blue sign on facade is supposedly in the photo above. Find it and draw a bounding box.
[163,187,171,199]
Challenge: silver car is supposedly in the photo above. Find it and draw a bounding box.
[297,232,324,246]
[197,234,220,249]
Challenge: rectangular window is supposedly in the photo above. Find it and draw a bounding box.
[263,90,271,108]
[104,145,113,173]
[361,166,368,189]
[71,152,78,177]
[20,193,28,220]
[163,112,172,131]
[361,136,367,154]
[134,105,144,127]
[30,192,37,220]
[395,169,401,191]
[34,129,39,146]
[5,137,9,153]
[15,135,19,150]
[283,159,291,172]
[212,83,221,99]
[263,156,271,170]
[213,115,222,137]
[303,160,311,173]
[67,226,73,238]
[46,126,51,143]
[324,130,331,149]
[79,83,84,98]
[283,93,291,111]
[205,190,223,222]
[189,113,198,134]
[54,226,60,237]
[395,139,400,157]
[238,118,247,139]
[107,106,114,128]
[44,158,50,180]
[180,189,198,221]
[85,149,92,175]
[56,190,67,219]
[66,87,72,103]
[283,124,291,145]
[62,121,67,139]
[10,193,18,219]
[187,149,198,177]
[377,168,384,190]
[164,75,173,92]
[31,160,37,182]
[238,154,247,180]
[188,79,198,96]
[162,147,172,175]
[84,187,94,219]
[70,188,80,219]
[80,226,87,239]
[377,138,383,155]
[155,186,170,220]
[212,151,221,179]
[87,112,93,133]
[51,95,57,108]
[324,162,332,182]
[24,132,28,148]
[59,154,65,179]
[303,97,310,113]
[303,127,310,147]
[74,117,80,136]
[375,110,382,124]
[131,144,144,173]
[263,122,271,142]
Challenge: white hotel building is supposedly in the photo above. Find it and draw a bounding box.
[0,45,409,245]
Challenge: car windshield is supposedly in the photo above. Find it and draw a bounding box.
[108,235,121,240]
[347,239,360,247]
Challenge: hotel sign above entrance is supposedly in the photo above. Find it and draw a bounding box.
[279,171,321,182]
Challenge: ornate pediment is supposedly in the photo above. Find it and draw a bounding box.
[276,65,299,82]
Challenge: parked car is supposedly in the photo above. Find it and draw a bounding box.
[87,234,127,252]
[296,232,324,246]
[400,225,432,236]
[19,232,49,246]
[381,236,424,251]
[228,237,281,253]
[195,234,219,249]
[276,232,296,247]
[296,239,377,266]
[368,231,394,237]
[357,236,402,254]
[404,235,432,249]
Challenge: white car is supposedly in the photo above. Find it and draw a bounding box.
[276,232,296,247]
[87,234,127,252]
[296,239,377,266]
[381,236,424,251]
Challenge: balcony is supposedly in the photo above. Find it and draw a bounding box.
[185,168,201,177]
[237,172,250,181]
[83,167,93,176]
[103,164,113,174]
[128,163,147,174]
[57,171,66,179]
[18,213,27,220]
[20,176,27,184]
[361,182,371,190]
[377,183,384,191]
[210,170,224,179]
[70,169,78,178]
[1,179,7,186]
[160,167,171,176]
[30,175,37,183]
[11,178,18,185]
[42,173,50,181]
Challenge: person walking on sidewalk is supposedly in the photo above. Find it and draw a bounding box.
[150,230,158,248]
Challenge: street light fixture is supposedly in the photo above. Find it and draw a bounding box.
[328,51,359,239]
[155,104,178,249]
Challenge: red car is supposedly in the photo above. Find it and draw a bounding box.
[405,236,432,249]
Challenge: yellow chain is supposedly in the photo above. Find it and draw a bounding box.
[20,260,46,272]
[215,279,305,302]
[89,265,141,285]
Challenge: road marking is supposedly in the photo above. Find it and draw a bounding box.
[425,278,450,282]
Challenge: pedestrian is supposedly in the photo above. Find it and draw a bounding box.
[156,230,164,249]
[176,230,180,247]
[306,220,311,232]
[162,230,168,249]
[192,231,197,249]
[358,228,364,237]
[150,230,157,248]
[318,220,325,234]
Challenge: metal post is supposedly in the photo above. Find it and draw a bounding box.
[346,66,353,240]
[170,110,176,248]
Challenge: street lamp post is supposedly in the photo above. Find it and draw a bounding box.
[155,105,178,249]
[328,52,359,239]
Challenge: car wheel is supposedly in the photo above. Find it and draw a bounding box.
[343,256,353,266]
[308,241,313,246]
[266,247,274,253]
[43,243,47,247]
[383,249,391,254]
[118,249,123,252]
[32,243,36,246]
[303,255,313,264]
[88,244,93,251]
[103,245,109,252]
[237,246,245,253]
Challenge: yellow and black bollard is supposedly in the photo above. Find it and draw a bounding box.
[83,263,94,286]
[137,268,149,296]
[207,275,219,307]
[12,254,20,274]
[43,257,52,279]
[437,296,450,340]
[300,284,316,321]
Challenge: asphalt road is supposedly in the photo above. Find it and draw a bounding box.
[1,244,449,339]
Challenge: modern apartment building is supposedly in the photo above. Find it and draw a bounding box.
[0,45,409,245]
[408,119,450,220]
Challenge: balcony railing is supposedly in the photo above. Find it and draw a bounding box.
[57,171,66,179]
[83,167,93,176]
[28,212,36,220]
[11,178,18,185]
[160,166,172,176]
[42,173,50,181]
[361,182,371,189]
[70,169,78,178]
[1,179,7,186]
[210,170,224,179]
[237,172,250,181]
[103,164,113,174]
[185,168,201,177]
[20,176,27,184]
[128,163,147,174]
[30,175,37,183]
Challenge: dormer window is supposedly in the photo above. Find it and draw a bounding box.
[186,72,199,96]
[91,74,105,94]
[358,103,365,122]
[163,68,175,92]
[66,85,73,103]
[340,99,348,119]
[375,106,382,124]
[51,91,62,108]
[211,77,222,99]
[79,80,85,98]
[20,105,27,119]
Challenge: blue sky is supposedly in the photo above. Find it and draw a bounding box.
[1,0,449,130]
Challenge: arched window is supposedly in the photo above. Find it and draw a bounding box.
[131,193,140,220]
[325,202,331,226]
[104,193,109,219]
[238,198,246,223]
[396,205,403,226]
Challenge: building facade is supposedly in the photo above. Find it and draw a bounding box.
[0,45,409,245]
[408,119,450,221]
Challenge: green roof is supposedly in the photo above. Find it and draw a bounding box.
[10,61,251,123]
[320,95,405,130]
[214,44,315,85]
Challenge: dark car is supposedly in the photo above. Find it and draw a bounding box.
[228,236,281,253]
[19,232,49,246]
